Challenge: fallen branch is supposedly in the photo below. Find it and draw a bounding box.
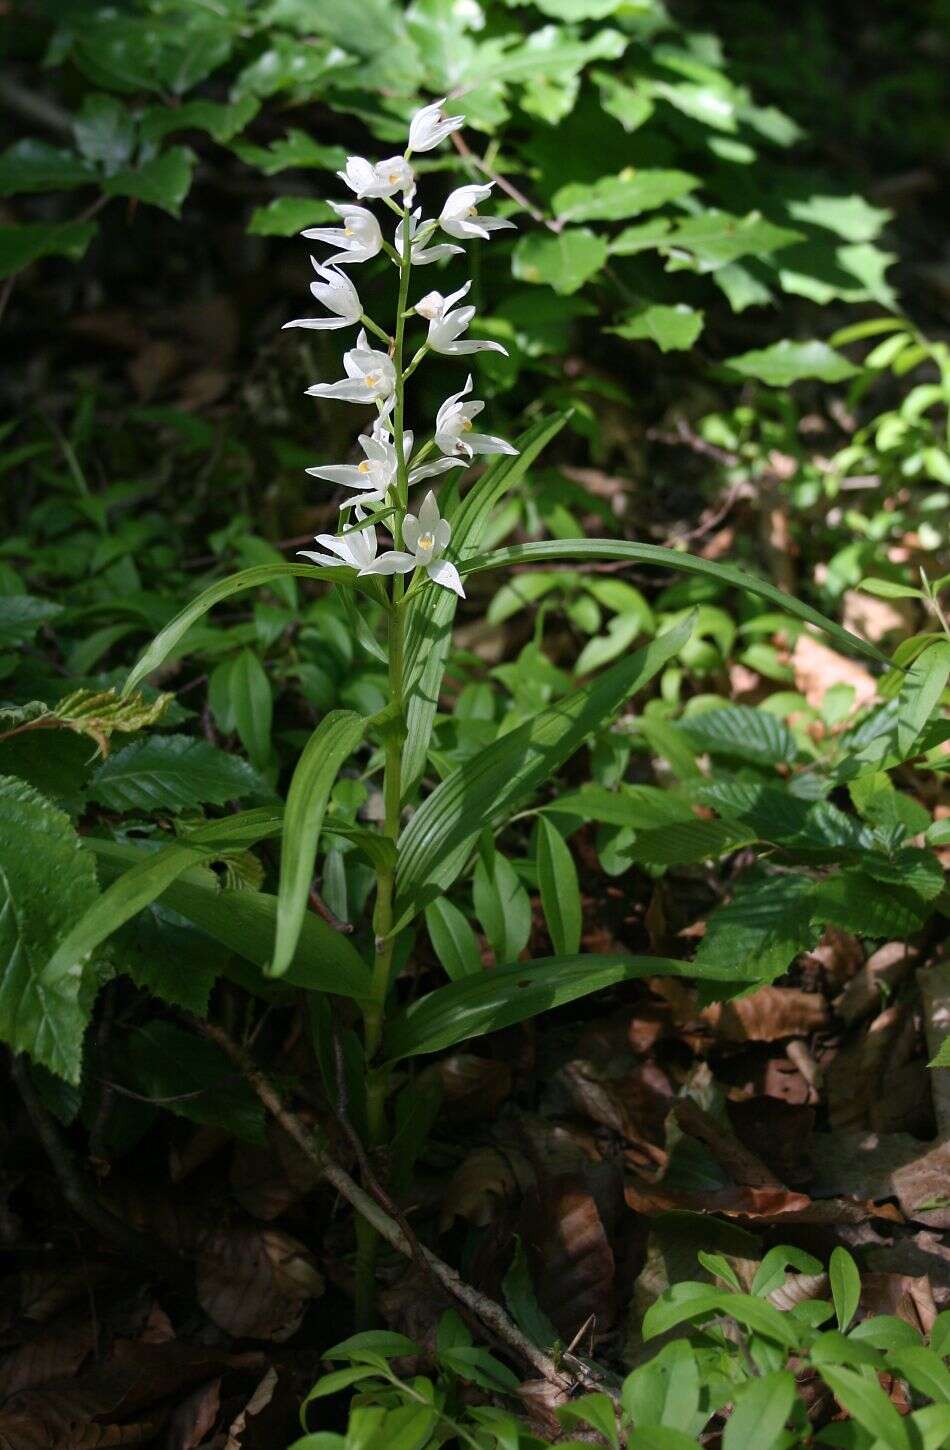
[195,1017,619,1406]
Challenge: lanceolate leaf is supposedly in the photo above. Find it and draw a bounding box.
[462,540,889,668]
[122,563,350,697]
[0,776,100,1083]
[271,711,365,978]
[395,620,691,917]
[401,413,567,793]
[537,815,582,955]
[90,837,370,999]
[382,952,692,1062]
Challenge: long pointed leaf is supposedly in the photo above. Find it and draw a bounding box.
[463,540,889,667]
[123,562,347,697]
[382,952,692,1062]
[90,839,370,998]
[394,618,691,917]
[401,413,568,793]
[272,710,365,978]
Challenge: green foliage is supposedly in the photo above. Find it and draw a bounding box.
[297,1247,950,1447]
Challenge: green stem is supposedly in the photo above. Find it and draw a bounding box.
[355,201,413,1328]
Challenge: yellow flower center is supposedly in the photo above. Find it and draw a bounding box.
[467,207,478,217]
[418,532,435,552]
[358,461,371,473]
[388,172,401,184]
[344,226,353,236]
[461,417,472,431]
[364,373,379,388]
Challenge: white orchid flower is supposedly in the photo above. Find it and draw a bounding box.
[359,491,465,597]
[282,261,361,332]
[414,281,508,358]
[298,507,377,571]
[338,155,415,201]
[306,428,400,508]
[395,208,464,267]
[301,204,382,266]
[440,183,516,242]
[435,375,519,459]
[305,329,396,407]
[408,97,464,153]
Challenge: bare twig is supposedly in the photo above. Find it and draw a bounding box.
[196,1018,618,1404]
[450,131,562,233]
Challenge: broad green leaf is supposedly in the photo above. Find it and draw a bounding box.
[88,735,263,812]
[382,952,691,1062]
[230,648,273,770]
[0,219,98,280]
[722,1371,796,1450]
[90,837,370,999]
[787,193,890,242]
[139,96,259,144]
[626,1431,698,1450]
[622,1341,701,1434]
[324,1330,421,1362]
[125,1022,265,1143]
[624,817,753,866]
[557,1393,619,1448]
[817,1364,910,1450]
[829,1246,861,1332]
[642,1288,799,1347]
[723,339,860,386]
[929,1037,950,1068]
[73,93,136,171]
[887,1347,950,1405]
[122,563,345,698]
[424,897,483,980]
[857,577,924,601]
[611,304,704,352]
[553,169,697,223]
[248,197,336,235]
[0,776,100,1082]
[231,129,345,174]
[502,1238,559,1348]
[0,595,62,647]
[678,704,800,768]
[0,139,96,195]
[395,621,691,915]
[272,711,365,978]
[811,868,935,937]
[660,211,802,273]
[461,540,889,668]
[537,816,582,955]
[512,228,610,295]
[103,146,195,215]
[693,872,819,982]
[404,414,568,793]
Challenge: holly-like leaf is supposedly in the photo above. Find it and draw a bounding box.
[611,303,704,352]
[88,735,264,812]
[723,339,860,386]
[512,228,609,295]
[0,776,100,1082]
[103,146,195,216]
[553,169,697,223]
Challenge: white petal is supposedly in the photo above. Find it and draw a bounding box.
[297,548,346,568]
[417,491,441,534]
[283,317,352,331]
[402,513,421,552]
[427,558,465,598]
[467,432,518,455]
[409,457,467,483]
[359,551,416,577]
[442,339,509,356]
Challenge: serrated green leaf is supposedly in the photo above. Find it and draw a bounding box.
[0,595,62,648]
[611,303,704,352]
[272,711,364,978]
[554,169,697,223]
[724,339,860,386]
[0,222,97,278]
[247,196,336,235]
[512,228,609,295]
[103,146,195,215]
[678,704,800,767]
[693,872,820,982]
[88,735,263,812]
[0,777,100,1082]
[0,139,96,196]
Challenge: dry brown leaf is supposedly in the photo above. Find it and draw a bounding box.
[727,1098,815,1189]
[223,1368,278,1450]
[791,633,877,711]
[168,1378,221,1450]
[835,942,918,1026]
[439,1147,524,1230]
[842,588,916,643]
[425,1053,512,1121]
[859,1272,937,1336]
[523,1177,616,1341]
[196,1227,324,1340]
[672,1097,783,1188]
[703,985,828,1042]
[0,1320,95,1399]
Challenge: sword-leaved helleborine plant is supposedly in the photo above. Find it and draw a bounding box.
[108,94,888,1335]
